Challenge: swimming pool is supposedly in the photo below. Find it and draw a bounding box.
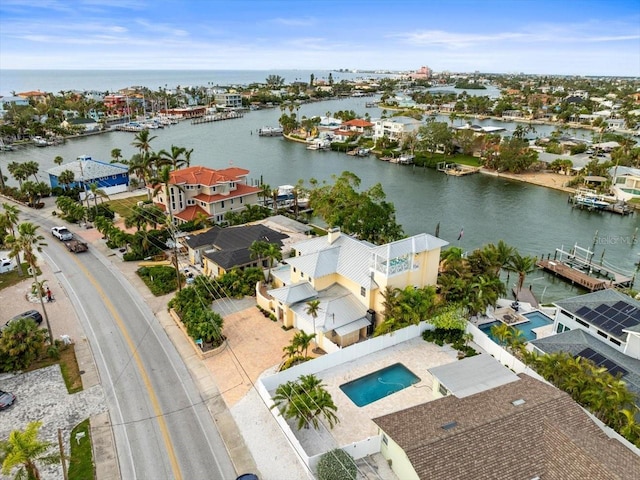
[480,310,553,342]
[339,363,421,407]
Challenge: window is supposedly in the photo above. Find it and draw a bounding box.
[187,199,195,206]
[438,383,449,396]
[220,201,225,208]
[576,318,588,327]
[382,434,388,446]
[610,338,621,346]
[556,323,565,334]
[596,329,607,338]
[360,286,366,297]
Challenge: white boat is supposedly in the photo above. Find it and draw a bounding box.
[572,189,610,209]
[115,122,146,132]
[258,126,283,137]
[307,138,331,150]
[32,136,49,147]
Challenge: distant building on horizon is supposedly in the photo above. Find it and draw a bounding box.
[407,66,432,80]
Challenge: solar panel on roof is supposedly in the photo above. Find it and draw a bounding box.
[612,300,628,310]
[609,324,625,337]
[621,317,637,328]
[601,320,617,331]
[591,315,608,328]
[611,311,627,322]
[576,306,591,317]
[583,310,599,321]
[595,304,610,314]
[577,348,628,377]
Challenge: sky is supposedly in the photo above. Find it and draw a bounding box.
[0,0,639,76]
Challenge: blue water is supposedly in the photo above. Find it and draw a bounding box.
[480,310,553,343]
[339,363,420,407]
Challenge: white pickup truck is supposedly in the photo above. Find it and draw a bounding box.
[51,226,73,241]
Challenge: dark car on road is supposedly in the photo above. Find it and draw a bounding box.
[0,390,16,410]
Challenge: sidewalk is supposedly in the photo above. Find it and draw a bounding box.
[4,193,257,479]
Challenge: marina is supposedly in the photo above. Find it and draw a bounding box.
[569,189,633,215]
[191,111,243,125]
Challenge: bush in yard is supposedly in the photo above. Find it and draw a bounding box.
[316,448,357,480]
[137,265,181,295]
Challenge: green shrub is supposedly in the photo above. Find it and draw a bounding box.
[136,265,181,295]
[316,449,357,480]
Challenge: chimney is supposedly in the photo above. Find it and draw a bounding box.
[327,226,341,244]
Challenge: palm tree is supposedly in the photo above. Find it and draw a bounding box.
[158,145,187,171]
[0,421,60,480]
[271,374,339,430]
[505,251,537,293]
[128,153,155,199]
[131,129,157,156]
[0,203,23,275]
[263,242,282,282]
[57,169,75,190]
[110,148,123,164]
[6,222,53,343]
[305,299,321,352]
[490,322,513,347]
[249,240,268,271]
[259,183,271,206]
[53,155,63,166]
[293,331,316,358]
[87,182,109,217]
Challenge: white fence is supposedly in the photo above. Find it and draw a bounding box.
[257,322,434,473]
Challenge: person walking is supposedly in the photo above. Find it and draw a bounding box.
[46,287,53,302]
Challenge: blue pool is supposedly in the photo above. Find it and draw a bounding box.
[480,310,553,342]
[339,363,420,407]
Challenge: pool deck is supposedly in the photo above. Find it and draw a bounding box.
[292,337,461,456]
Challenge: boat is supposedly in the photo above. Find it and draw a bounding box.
[32,136,49,147]
[390,154,414,165]
[306,138,331,150]
[571,188,611,210]
[115,122,146,132]
[258,126,283,137]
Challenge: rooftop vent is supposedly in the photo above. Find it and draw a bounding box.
[441,421,458,431]
[512,399,526,406]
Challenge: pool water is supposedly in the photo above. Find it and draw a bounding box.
[339,363,421,407]
[480,310,553,342]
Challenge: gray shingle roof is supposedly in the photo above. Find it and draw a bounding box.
[183,226,223,248]
[373,374,640,479]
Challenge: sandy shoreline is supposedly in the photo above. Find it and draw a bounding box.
[479,168,576,194]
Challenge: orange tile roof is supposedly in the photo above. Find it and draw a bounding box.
[343,119,374,127]
[169,166,250,186]
[192,183,260,203]
[174,205,209,222]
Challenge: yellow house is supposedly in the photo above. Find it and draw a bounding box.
[259,227,448,349]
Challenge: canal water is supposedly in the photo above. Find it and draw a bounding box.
[2,96,638,302]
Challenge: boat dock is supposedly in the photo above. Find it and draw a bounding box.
[437,162,481,176]
[569,188,633,215]
[537,244,633,291]
[192,111,243,125]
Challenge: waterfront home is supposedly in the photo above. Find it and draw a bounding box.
[214,93,242,109]
[258,228,447,349]
[610,165,640,201]
[47,155,129,196]
[340,118,375,134]
[373,371,640,480]
[149,165,261,225]
[61,117,100,133]
[372,116,422,142]
[531,289,640,401]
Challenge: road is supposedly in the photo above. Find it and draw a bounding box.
[24,211,237,480]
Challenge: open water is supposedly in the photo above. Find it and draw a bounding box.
[0,73,637,302]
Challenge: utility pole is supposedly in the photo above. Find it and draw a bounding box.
[58,428,68,480]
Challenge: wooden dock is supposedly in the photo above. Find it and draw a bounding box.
[437,162,480,176]
[536,259,612,291]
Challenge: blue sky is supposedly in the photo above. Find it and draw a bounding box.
[1,0,639,76]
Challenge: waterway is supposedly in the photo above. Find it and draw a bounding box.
[1,95,638,302]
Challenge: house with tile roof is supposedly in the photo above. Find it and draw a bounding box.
[258,227,448,349]
[373,372,640,480]
[149,165,261,225]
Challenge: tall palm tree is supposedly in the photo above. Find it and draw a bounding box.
[87,182,109,216]
[0,421,60,480]
[263,242,282,282]
[131,129,157,157]
[305,299,321,352]
[0,203,23,275]
[5,222,53,343]
[505,251,537,293]
[53,155,64,166]
[57,169,75,190]
[110,148,123,164]
[158,145,187,171]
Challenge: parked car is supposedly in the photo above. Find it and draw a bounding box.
[0,390,16,410]
[1,310,43,334]
[0,257,15,274]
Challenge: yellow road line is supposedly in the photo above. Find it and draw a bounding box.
[76,261,182,480]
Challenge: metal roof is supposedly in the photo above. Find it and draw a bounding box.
[428,354,519,398]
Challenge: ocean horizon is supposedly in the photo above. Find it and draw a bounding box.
[0,69,398,97]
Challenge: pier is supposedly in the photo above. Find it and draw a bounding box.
[537,244,633,291]
[437,162,481,176]
[191,111,243,125]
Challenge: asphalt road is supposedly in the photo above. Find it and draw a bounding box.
[23,210,237,480]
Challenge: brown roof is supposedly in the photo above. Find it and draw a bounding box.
[191,183,261,203]
[373,374,640,480]
[343,119,374,128]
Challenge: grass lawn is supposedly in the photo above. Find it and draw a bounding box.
[0,262,38,290]
[453,155,482,167]
[27,344,83,394]
[105,194,147,218]
[68,419,94,480]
